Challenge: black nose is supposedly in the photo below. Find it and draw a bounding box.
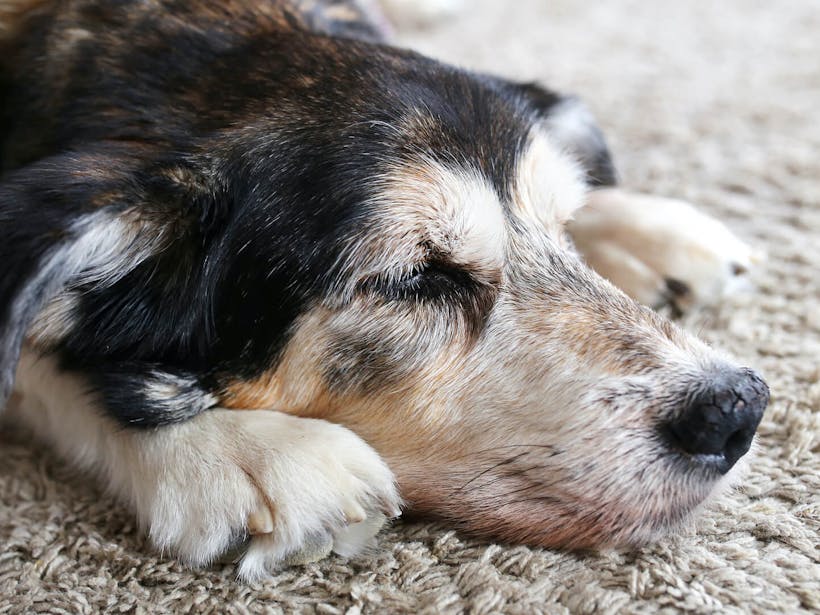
[667,368,769,472]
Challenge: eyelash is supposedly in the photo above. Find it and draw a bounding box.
[374,261,473,302]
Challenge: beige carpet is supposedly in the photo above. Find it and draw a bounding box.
[1,1,818,612]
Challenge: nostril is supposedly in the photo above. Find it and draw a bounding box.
[667,406,733,458]
[724,427,754,461]
[667,368,769,472]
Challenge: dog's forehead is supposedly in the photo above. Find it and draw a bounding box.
[379,161,507,267]
[343,127,587,274]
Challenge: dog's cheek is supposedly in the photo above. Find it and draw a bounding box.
[218,302,462,417]
[320,303,463,395]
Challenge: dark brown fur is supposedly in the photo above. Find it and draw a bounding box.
[0,0,384,171]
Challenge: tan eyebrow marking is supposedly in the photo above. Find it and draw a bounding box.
[330,159,508,297]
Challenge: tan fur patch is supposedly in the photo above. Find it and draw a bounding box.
[220,308,338,416]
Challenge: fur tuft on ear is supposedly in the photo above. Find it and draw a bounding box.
[0,145,172,409]
[511,82,618,188]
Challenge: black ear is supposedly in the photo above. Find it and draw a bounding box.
[0,144,172,408]
[510,82,618,188]
[512,81,566,114]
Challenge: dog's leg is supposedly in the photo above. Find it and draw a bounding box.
[294,0,393,41]
[301,0,463,39]
[568,190,760,313]
[10,350,400,580]
[0,142,400,579]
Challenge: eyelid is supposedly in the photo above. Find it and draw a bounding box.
[365,259,473,301]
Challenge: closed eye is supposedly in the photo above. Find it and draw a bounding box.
[359,256,499,339]
[368,260,475,302]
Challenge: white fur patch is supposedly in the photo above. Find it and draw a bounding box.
[28,209,166,343]
[514,130,588,234]
[68,210,165,286]
[336,161,506,293]
[9,351,401,581]
[423,164,507,270]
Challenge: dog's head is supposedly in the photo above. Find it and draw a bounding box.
[201,41,767,547]
[0,22,767,549]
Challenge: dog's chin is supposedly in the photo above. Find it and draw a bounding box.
[595,449,753,549]
[399,442,753,552]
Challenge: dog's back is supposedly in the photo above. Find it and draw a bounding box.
[0,0,388,173]
[0,0,44,169]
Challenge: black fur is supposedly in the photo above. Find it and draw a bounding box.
[0,145,138,405]
[513,84,618,187]
[94,363,216,425]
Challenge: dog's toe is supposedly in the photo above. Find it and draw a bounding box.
[135,409,400,580]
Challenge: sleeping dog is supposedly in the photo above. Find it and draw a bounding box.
[0,0,769,579]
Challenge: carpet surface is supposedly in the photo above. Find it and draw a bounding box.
[1,1,818,613]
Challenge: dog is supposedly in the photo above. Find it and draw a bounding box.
[0,0,769,580]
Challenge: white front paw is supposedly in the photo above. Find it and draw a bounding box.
[569,188,762,313]
[132,409,400,580]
